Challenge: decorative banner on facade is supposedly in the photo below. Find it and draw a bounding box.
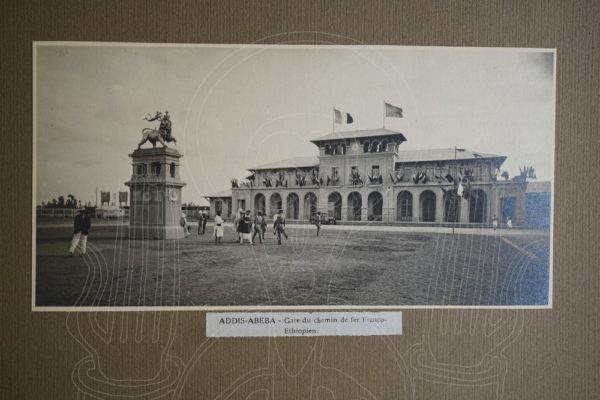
[100,191,110,204]
[118,191,128,203]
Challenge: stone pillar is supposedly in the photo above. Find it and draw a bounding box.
[317,188,328,214]
[459,196,469,223]
[341,207,348,222]
[265,192,272,220]
[515,191,526,226]
[383,188,394,223]
[435,189,444,223]
[412,190,421,222]
[126,147,186,240]
[489,187,499,224]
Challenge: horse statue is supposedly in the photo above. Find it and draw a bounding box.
[138,111,178,149]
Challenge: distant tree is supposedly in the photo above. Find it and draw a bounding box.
[41,194,83,208]
[65,194,78,208]
[501,171,510,181]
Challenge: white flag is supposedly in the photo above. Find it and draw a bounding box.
[334,108,342,124]
[385,102,403,118]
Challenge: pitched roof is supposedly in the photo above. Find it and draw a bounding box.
[310,128,407,143]
[247,156,319,171]
[203,189,232,198]
[395,148,505,163]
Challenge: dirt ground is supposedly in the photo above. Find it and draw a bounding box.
[35,223,550,307]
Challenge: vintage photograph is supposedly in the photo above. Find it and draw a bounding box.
[33,43,554,309]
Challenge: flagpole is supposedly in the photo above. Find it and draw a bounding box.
[382,101,385,129]
[453,146,457,235]
[332,106,335,133]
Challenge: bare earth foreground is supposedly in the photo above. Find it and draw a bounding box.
[35,222,550,307]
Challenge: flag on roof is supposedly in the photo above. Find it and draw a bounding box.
[334,108,342,124]
[334,108,354,124]
[385,102,403,118]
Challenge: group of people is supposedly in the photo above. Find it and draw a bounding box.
[208,208,291,245]
[179,211,209,238]
[185,208,324,245]
[67,207,309,256]
[233,209,290,245]
[492,214,513,230]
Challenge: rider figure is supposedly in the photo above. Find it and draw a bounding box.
[145,111,172,140]
[160,111,172,139]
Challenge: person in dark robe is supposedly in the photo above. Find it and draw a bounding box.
[69,208,91,256]
[314,211,321,237]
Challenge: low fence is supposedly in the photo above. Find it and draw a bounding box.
[36,208,131,219]
[37,208,83,218]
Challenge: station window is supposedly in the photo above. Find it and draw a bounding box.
[170,163,176,178]
[135,164,147,176]
[331,167,339,180]
[151,162,161,176]
[371,165,380,177]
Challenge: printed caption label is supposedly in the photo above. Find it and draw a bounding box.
[206,312,402,337]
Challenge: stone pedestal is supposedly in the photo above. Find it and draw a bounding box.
[125,147,186,240]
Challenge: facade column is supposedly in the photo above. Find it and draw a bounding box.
[515,190,526,226]
[383,188,393,223]
[489,187,499,224]
[231,191,238,217]
[341,207,348,221]
[265,192,271,220]
[412,190,420,222]
[435,189,444,223]
[317,188,327,214]
[459,196,469,223]
[361,206,368,222]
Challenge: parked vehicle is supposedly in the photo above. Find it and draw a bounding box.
[309,212,336,225]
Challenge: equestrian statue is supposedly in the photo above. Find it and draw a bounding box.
[138,110,177,149]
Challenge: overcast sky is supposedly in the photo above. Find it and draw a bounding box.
[35,44,555,206]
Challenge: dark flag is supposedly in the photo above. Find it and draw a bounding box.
[118,191,128,203]
[385,102,403,118]
[334,108,353,124]
[100,191,110,205]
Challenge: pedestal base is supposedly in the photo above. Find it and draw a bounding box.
[128,224,186,240]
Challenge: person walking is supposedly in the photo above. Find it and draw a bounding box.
[273,209,288,245]
[213,210,224,244]
[506,216,513,230]
[180,212,190,237]
[492,214,499,231]
[201,211,208,234]
[314,211,321,237]
[69,208,91,256]
[197,211,207,235]
[252,210,265,244]
[239,209,253,245]
[234,209,244,243]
